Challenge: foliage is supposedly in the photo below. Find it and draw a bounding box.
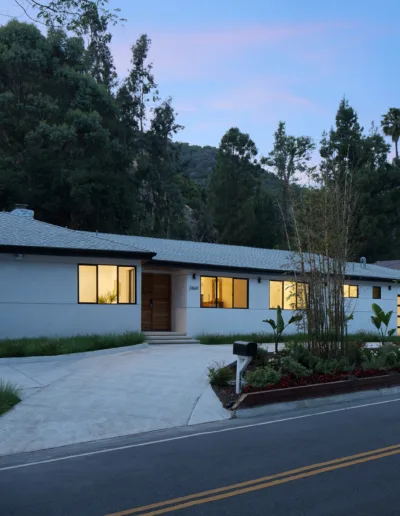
[244,367,281,388]
[314,357,354,374]
[0,380,21,416]
[0,332,145,358]
[98,290,117,304]
[280,356,311,378]
[207,362,234,387]
[263,306,302,354]
[381,108,400,160]
[370,303,397,345]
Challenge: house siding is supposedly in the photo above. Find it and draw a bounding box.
[0,254,142,339]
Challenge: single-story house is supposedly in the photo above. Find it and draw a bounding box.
[1,206,400,340]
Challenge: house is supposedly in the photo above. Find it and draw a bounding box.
[1,206,400,340]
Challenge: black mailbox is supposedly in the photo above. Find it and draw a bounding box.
[233,341,257,357]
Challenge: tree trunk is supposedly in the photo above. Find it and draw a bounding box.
[395,139,399,160]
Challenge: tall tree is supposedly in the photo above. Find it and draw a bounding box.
[262,121,314,246]
[381,107,400,160]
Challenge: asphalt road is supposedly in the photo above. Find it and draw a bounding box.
[1,395,400,516]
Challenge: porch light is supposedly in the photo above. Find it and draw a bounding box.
[258,277,262,283]
[192,273,197,280]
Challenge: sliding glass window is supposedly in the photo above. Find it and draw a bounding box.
[200,276,249,308]
[78,265,136,304]
[269,280,309,310]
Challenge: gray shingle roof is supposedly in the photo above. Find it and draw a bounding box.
[376,260,400,270]
[0,212,151,256]
[87,231,400,281]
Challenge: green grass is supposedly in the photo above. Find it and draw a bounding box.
[0,332,145,358]
[0,380,21,416]
[198,331,400,345]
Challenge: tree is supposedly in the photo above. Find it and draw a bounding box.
[381,108,400,160]
[208,128,259,246]
[8,0,124,35]
[262,121,314,246]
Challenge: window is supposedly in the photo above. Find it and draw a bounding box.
[342,284,358,298]
[200,276,248,308]
[78,265,136,304]
[269,280,309,310]
[372,286,381,299]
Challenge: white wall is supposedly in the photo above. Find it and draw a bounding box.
[184,271,400,337]
[0,254,142,339]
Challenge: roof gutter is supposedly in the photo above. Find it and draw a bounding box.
[0,245,156,260]
[145,260,399,283]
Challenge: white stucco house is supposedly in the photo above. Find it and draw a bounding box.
[1,206,400,341]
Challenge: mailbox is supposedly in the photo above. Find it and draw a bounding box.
[233,341,257,357]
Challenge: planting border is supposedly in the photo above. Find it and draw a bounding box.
[232,372,400,410]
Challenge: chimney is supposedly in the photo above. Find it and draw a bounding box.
[360,257,367,269]
[11,204,34,219]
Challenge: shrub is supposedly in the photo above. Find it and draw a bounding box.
[254,347,270,367]
[284,342,318,369]
[376,344,400,368]
[0,380,21,416]
[362,355,387,371]
[207,362,234,387]
[280,356,311,378]
[245,367,281,388]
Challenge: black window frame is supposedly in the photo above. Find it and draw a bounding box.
[200,275,249,309]
[342,284,359,299]
[77,264,137,304]
[269,280,309,310]
[372,286,381,299]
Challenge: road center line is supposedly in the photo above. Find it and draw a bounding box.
[108,447,400,516]
[1,397,400,472]
[105,443,400,516]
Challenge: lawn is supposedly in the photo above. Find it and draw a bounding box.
[0,332,145,358]
[0,380,21,415]
[198,331,400,345]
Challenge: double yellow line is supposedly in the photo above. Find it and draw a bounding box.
[106,443,400,516]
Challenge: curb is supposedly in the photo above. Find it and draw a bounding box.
[232,385,400,419]
[0,343,149,365]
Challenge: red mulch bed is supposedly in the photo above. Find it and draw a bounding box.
[213,368,392,409]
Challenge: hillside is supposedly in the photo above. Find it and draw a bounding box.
[176,142,284,192]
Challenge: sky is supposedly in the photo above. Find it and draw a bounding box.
[3,0,399,156]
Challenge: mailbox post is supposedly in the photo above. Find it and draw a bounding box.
[233,341,257,395]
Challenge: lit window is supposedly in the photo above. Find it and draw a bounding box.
[78,265,136,304]
[372,286,381,300]
[270,281,283,309]
[343,285,358,298]
[200,276,248,308]
[270,280,309,310]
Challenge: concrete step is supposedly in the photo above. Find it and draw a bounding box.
[144,332,187,337]
[148,339,200,345]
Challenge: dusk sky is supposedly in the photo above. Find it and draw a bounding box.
[5,0,399,156]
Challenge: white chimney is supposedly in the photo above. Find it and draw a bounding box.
[11,204,34,218]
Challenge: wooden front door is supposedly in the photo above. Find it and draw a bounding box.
[141,273,171,331]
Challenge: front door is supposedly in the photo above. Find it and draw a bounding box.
[141,273,171,331]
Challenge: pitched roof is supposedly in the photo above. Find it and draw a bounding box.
[375,260,400,270]
[0,212,153,258]
[85,231,400,281]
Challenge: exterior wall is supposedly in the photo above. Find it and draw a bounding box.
[0,254,142,339]
[184,270,400,337]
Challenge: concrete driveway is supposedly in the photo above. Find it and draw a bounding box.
[0,344,232,456]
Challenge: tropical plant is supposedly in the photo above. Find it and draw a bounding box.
[381,108,400,160]
[98,290,117,304]
[370,303,396,345]
[263,306,302,354]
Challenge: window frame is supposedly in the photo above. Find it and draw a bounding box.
[372,286,381,300]
[269,280,309,310]
[200,275,249,309]
[342,284,359,299]
[77,264,137,305]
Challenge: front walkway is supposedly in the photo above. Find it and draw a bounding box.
[0,344,232,456]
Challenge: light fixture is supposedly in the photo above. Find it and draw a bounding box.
[389,285,392,291]
[258,277,262,284]
[192,273,197,280]
[15,253,24,260]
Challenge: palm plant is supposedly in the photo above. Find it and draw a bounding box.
[264,306,302,354]
[381,108,400,160]
[370,303,396,345]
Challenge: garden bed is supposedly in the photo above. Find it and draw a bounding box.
[213,370,400,411]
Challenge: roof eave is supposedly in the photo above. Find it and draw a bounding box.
[0,245,156,260]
